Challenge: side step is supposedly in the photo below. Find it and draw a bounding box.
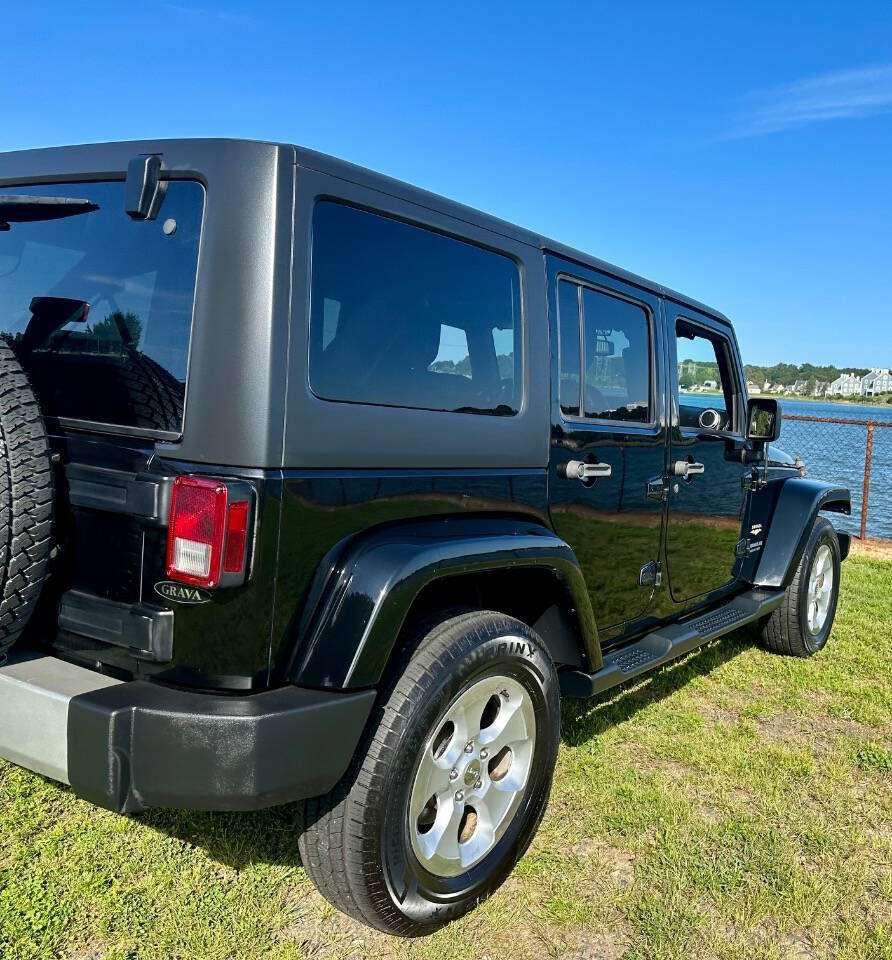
[560,588,785,699]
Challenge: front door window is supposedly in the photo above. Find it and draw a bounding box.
[676,322,737,434]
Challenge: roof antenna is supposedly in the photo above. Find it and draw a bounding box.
[125,154,167,220]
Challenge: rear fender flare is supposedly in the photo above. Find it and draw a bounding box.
[287,517,600,689]
[753,478,850,589]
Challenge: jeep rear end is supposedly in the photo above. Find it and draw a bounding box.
[0,140,374,810]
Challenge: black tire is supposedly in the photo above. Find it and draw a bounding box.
[761,516,841,657]
[120,350,184,433]
[0,340,54,661]
[298,611,561,936]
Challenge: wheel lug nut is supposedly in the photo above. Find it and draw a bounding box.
[475,778,483,789]
[479,748,488,760]
[454,790,464,802]
[449,768,458,781]
[464,741,474,753]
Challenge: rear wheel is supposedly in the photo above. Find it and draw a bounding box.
[761,517,841,657]
[298,611,560,936]
[0,339,53,661]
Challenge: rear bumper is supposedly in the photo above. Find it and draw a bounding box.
[0,650,375,813]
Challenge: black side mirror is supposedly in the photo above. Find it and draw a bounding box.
[746,397,782,443]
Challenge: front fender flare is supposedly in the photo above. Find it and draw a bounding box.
[287,517,599,689]
[753,478,850,589]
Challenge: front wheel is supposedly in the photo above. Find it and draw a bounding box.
[298,611,560,936]
[761,516,841,657]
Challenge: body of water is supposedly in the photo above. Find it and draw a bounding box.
[779,397,892,420]
[679,394,892,539]
[774,398,892,540]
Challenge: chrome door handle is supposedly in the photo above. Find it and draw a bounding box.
[563,459,612,481]
[672,460,705,478]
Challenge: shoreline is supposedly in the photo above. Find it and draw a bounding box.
[686,389,892,411]
[755,392,892,409]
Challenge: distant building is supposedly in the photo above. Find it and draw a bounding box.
[702,379,717,390]
[861,368,892,396]
[828,373,862,396]
[792,380,808,395]
[747,381,762,395]
[812,381,828,397]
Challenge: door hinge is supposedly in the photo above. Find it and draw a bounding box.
[639,559,662,588]
[742,465,768,492]
[646,476,669,502]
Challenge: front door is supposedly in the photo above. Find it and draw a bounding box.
[665,305,749,602]
[547,259,667,639]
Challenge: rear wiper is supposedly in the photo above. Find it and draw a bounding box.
[0,195,99,231]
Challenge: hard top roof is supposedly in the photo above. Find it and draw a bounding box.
[0,137,731,325]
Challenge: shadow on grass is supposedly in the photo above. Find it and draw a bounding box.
[136,629,755,871]
[137,799,306,872]
[560,628,755,747]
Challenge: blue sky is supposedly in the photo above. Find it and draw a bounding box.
[3,1,891,367]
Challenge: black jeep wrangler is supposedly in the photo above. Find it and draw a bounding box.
[0,140,850,936]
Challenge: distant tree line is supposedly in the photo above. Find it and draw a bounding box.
[742,363,869,386]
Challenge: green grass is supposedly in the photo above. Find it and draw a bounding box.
[2,554,891,960]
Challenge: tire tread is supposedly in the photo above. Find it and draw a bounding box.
[0,340,54,659]
[761,517,839,657]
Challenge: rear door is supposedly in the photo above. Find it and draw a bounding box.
[665,304,749,602]
[0,178,203,662]
[547,258,667,640]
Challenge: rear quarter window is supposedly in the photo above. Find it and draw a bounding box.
[309,201,521,416]
[0,179,203,435]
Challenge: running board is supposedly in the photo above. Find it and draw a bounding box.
[559,589,785,699]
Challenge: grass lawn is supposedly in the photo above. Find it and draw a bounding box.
[1,553,890,960]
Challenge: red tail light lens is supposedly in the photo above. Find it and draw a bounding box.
[223,500,250,574]
[166,475,252,588]
[166,476,227,587]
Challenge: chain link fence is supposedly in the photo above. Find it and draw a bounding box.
[782,414,892,541]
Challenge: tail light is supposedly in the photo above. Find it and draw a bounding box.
[166,475,252,588]
[223,500,249,573]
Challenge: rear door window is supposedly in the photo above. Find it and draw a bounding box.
[557,278,651,422]
[309,201,521,416]
[0,180,204,435]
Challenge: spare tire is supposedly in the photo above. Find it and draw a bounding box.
[0,339,53,661]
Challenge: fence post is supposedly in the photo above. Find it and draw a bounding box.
[861,421,875,540]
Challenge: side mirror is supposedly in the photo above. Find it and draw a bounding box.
[746,397,781,444]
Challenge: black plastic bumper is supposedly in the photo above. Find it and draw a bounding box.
[67,680,376,813]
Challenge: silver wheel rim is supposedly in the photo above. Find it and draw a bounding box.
[408,671,536,878]
[807,544,834,635]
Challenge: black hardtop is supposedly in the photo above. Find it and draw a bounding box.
[0,137,733,330]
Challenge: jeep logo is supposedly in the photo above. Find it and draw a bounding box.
[154,581,212,604]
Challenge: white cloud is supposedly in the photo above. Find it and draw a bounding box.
[727,64,892,138]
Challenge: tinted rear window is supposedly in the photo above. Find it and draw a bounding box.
[0,180,203,434]
[309,201,521,416]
